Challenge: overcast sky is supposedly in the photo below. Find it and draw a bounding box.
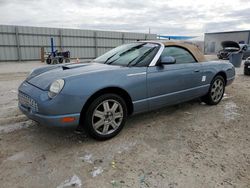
[0,0,250,36]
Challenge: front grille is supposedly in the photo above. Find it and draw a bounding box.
[18,92,38,112]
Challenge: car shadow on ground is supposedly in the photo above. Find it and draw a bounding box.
[23,99,204,146]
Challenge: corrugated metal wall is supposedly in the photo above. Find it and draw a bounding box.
[0,25,157,61]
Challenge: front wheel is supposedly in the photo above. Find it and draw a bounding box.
[46,58,51,64]
[201,75,225,105]
[59,58,63,63]
[84,94,127,140]
[51,59,59,64]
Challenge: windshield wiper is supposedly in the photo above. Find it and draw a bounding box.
[103,52,118,64]
[106,57,119,65]
[129,47,157,67]
[126,57,139,66]
[106,56,138,66]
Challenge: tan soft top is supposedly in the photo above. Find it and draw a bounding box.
[162,41,206,62]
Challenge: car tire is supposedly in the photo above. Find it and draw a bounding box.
[59,58,63,63]
[46,58,51,64]
[201,75,225,105]
[84,94,127,140]
[65,58,70,63]
[244,67,250,75]
[51,59,58,64]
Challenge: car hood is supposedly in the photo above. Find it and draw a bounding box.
[27,62,120,90]
[221,41,240,50]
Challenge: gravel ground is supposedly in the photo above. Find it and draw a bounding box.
[0,59,249,188]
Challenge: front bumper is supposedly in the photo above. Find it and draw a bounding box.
[19,103,80,127]
[18,81,84,127]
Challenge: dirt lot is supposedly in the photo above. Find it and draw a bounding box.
[0,59,249,188]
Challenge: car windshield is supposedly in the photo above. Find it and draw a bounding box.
[93,42,159,67]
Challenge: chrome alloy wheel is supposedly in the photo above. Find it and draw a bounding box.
[92,99,123,135]
[211,79,224,103]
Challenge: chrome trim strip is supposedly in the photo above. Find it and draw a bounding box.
[148,42,165,67]
[127,72,146,77]
[133,84,210,104]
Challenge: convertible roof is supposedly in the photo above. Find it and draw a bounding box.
[162,41,207,62]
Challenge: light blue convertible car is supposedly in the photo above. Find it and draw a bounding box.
[18,41,235,140]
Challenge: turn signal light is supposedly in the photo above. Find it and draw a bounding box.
[61,117,76,123]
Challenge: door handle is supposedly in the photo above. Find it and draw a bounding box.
[194,69,200,73]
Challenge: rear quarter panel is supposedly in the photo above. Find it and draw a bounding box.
[201,61,235,86]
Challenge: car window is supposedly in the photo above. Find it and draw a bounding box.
[161,46,197,64]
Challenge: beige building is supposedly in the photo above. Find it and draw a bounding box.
[204,30,250,54]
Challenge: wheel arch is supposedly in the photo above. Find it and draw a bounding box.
[201,71,227,105]
[79,87,133,125]
[214,71,227,85]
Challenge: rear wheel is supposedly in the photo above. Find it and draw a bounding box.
[84,94,127,140]
[201,75,225,105]
[65,58,70,63]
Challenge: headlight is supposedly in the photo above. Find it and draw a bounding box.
[48,79,65,98]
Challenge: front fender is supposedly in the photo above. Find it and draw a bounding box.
[61,67,148,113]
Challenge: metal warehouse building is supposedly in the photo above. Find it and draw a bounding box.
[204,30,250,54]
[0,25,157,62]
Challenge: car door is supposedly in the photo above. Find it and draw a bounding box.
[147,46,204,110]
